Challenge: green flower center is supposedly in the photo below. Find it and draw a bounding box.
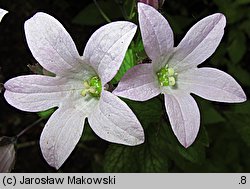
[156,65,177,87]
[81,76,102,97]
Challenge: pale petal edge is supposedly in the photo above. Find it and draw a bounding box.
[138,2,174,62]
[88,91,145,146]
[113,64,161,101]
[83,21,137,85]
[40,107,86,169]
[164,93,200,148]
[178,67,247,103]
[170,13,226,71]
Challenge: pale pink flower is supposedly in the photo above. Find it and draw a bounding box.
[4,12,144,169]
[114,3,246,148]
[0,8,8,22]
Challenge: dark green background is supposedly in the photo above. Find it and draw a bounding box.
[0,0,249,172]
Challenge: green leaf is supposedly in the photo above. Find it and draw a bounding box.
[103,145,138,172]
[235,0,250,5]
[228,65,250,87]
[199,100,225,125]
[123,97,163,128]
[203,107,225,125]
[132,35,147,63]
[227,31,247,64]
[37,108,56,119]
[110,48,135,84]
[225,112,250,147]
[231,101,250,114]
[196,126,210,147]
[137,125,169,172]
[123,0,136,20]
[104,117,169,172]
[81,121,98,142]
[175,144,205,164]
[239,20,250,38]
[163,122,206,164]
[72,0,122,26]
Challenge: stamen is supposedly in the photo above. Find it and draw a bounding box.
[81,76,102,97]
[81,89,88,97]
[83,81,89,88]
[168,68,175,76]
[169,76,176,86]
[89,87,96,93]
[156,65,177,87]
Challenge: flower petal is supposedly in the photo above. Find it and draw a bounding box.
[88,91,144,145]
[171,13,226,72]
[4,75,83,112]
[40,107,85,169]
[178,67,246,103]
[164,93,200,148]
[24,12,90,76]
[113,64,160,101]
[138,3,174,62]
[83,21,137,85]
[0,8,8,22]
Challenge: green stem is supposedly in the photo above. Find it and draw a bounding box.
[117,0,129,20]
[93,0,111,23]
[128,0,136,20]
[16,118,43,138]
[17,141,36,149]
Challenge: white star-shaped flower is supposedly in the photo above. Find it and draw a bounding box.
[4,12,144,169]
[114,3,246,147]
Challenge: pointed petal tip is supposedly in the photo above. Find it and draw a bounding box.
[125,134,145,146]
[138,2,144,8]
[55,164,61,170]
[46,160,61,170]
[24,12,51,29]
[3,81,9,90]
[127,23,138,37]
[0,9,8,21]
[213,13,226,27]
[51,161,63,170]
[224,88,247,103]
[238,91,247,103]
[183,142,191,149]
[137,133,145,145]
[138,2,152,13]
[134,126,145,145]
[138,2,148,8]
[180,139,193,149]
[40,139,65,170]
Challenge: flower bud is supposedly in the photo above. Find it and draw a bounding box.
[138,0,165,9]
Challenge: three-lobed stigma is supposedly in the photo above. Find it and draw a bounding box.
[81,76,102,97]
[157,65,177,87]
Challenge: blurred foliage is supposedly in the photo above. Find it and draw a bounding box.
[73,0,122,25]
[0,136,16,172]
[0,0,249,172]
